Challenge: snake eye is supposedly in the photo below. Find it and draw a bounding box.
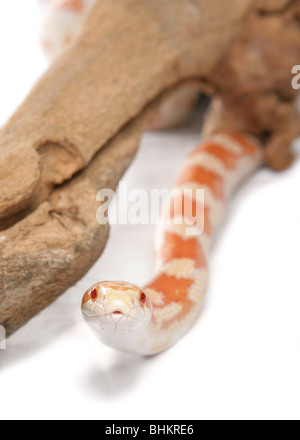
[90,289,98,301]
[139,292,147,306]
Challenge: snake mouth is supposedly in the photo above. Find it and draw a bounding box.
[82,308,127,318]
[109,311,128,323]
[82,306,132,321]
[87,312,135,336]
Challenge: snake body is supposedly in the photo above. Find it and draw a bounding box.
[40,1,264,355]
[39,0,94,60]
[82,134,264,355]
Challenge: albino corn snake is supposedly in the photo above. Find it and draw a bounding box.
[41,0,265,355]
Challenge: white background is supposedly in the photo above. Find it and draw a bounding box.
[0,0,300,421]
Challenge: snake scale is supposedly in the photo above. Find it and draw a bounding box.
[40,0,265,355]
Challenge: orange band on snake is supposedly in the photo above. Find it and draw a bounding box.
[81,133,264,355]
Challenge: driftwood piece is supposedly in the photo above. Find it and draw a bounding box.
[1,0,300,336]
[0,86,181,336]
[0,0,251,227]
[255,0,292,12]
[203,0,300,170]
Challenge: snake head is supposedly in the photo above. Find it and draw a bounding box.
[81,281,153,344]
